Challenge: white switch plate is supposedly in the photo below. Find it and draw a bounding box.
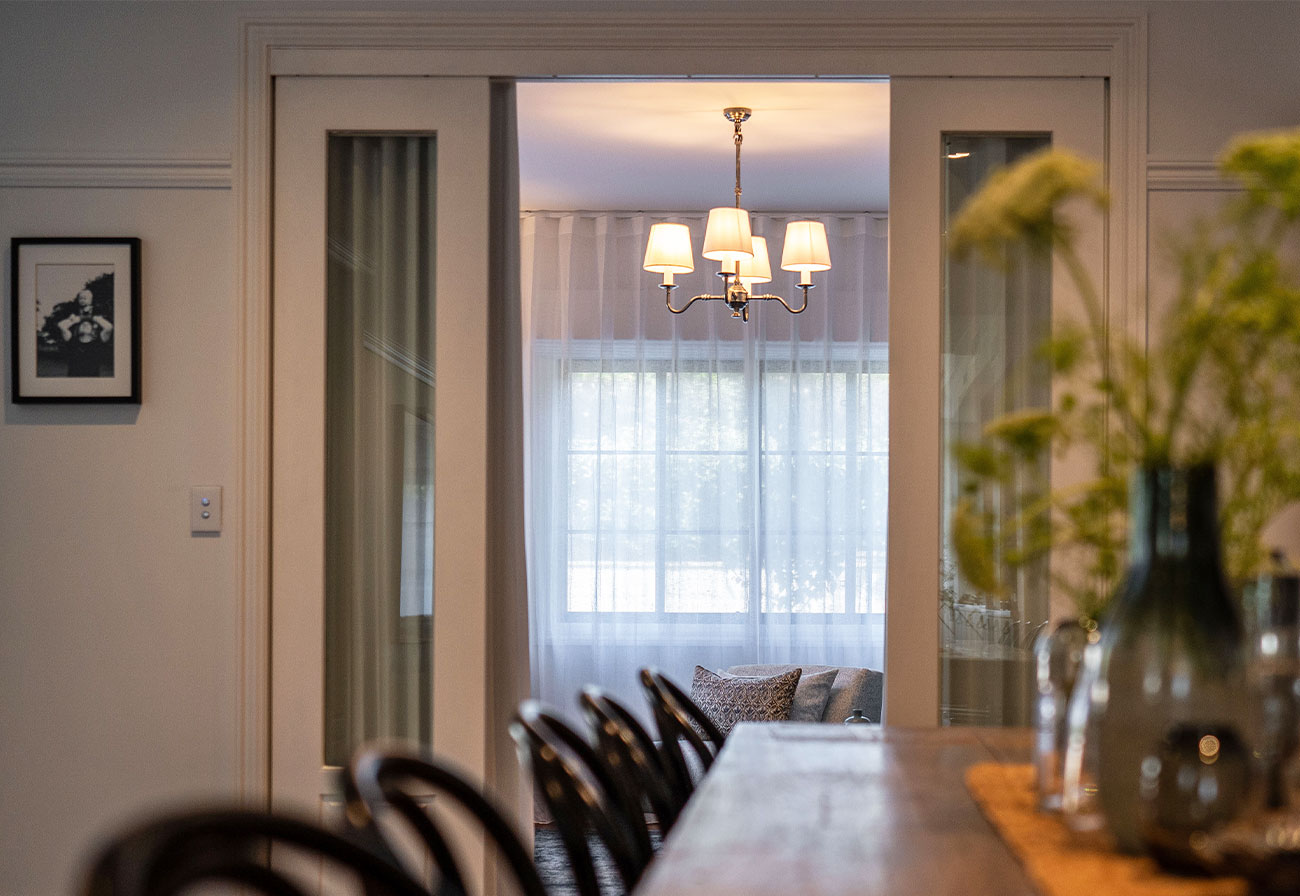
[191,486,222,533]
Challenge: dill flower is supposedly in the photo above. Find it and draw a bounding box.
[949,148,1108,264]
[1220,127,1300,220]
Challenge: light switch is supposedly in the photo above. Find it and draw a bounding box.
[191,486,222,534]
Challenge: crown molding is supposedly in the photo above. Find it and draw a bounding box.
[246,8,1145,51]
[249,9,1144,78]
[0,152,232,189]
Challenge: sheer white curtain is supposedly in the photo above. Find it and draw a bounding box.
[523,211,888,719]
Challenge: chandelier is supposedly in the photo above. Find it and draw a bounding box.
[642,107,832,322]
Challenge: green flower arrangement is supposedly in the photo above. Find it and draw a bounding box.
[949,130,1300,621]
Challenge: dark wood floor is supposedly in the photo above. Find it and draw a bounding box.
[532,826,659,896]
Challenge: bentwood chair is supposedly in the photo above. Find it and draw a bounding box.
[346,746,547,896]
[511,701,649,896]
[82,807,428,896]
[528,702,657,871]
[579,685,684,834]
[638,668,723,801]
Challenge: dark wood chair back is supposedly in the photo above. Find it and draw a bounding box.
[579,685,684,834]
[638,667,722,800]
[511,701,649,896]
[82,808,428,896]
[346,746,547,896]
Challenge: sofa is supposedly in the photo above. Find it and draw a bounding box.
[723,663,883,725]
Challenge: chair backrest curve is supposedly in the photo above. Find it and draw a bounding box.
[347,747,548,896]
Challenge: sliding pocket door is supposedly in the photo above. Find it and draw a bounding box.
[887,77,1107,726]
[271,76,491,821]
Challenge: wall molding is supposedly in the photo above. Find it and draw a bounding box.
[0,152,232,189]
[1147,159,1236,192]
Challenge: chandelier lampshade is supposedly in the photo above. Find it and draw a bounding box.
[702,207,755,267]
[737,236,772,290]
[643,223,695,286]
[781,221,832,284]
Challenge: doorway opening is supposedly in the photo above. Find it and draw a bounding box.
[516,79,891,724]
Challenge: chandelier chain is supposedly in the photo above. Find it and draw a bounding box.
[734,118,744,208]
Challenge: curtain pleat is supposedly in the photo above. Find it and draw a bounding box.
[523,211,889,724]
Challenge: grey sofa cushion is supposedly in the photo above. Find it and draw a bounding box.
[726,663,883,723]
[784,668,837,722]
[823,668,881,724]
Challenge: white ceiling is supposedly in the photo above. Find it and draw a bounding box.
[517,80,890,214]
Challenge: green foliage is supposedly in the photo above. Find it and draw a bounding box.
[950,131,1300,618]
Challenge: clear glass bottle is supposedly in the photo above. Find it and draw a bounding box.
[1088,464,1249,854]
[1061,638,1106,833]
[1243,552,1300,811]
[1034,619,1089,811]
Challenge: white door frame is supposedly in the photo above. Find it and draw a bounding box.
[235,7,1147,802]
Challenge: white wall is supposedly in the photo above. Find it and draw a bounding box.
[0,5,242,896]
[2,3,1299,896]
[1148,2,1300,160]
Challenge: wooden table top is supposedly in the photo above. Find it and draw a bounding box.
[634,723,1036,896]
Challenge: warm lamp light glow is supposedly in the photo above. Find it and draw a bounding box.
[781,221,832,286]
[738,236,772,288]
[643,223,695,274]
[702,207,754,262]
[781,221,832,272]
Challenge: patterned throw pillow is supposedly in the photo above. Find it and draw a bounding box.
[689,665,802,737]
[719,667,837,722]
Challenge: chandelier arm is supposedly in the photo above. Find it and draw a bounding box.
[664,288,727,315]
[749,284,813,314]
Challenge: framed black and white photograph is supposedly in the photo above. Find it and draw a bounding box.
[10,237,141,403]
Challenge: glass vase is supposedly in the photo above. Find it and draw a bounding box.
[1085,464,1251,855]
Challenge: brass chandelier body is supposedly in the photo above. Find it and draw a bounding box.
[642,107,832,322]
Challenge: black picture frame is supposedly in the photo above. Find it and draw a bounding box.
[10,237,141,404]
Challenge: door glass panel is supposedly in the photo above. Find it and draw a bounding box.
[940,133,1050,727]
[323,134,436,765]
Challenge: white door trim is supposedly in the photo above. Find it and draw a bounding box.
[235,7,1147,801]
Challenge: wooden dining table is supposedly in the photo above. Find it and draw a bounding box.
[634,722,1037,896]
